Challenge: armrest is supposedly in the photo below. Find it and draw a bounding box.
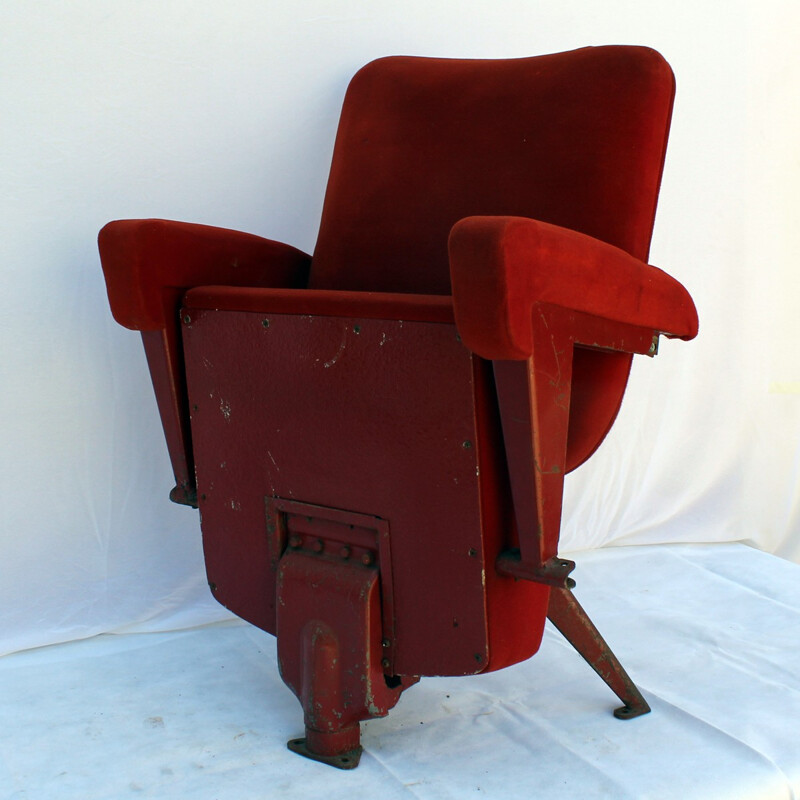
[98,219,311,505]
[99,219,311,331]
[448,215,698,360]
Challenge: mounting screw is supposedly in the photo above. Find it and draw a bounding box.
[353,325,361,334]
[381,658,390,669]
[382,639,390,648]
[288,534,302,549]
[468,547,478,557]
[262,319,270,328]
[182,314,191,325]
[361,552,374,566]
[462,440,472,449]
[339,545,351,559]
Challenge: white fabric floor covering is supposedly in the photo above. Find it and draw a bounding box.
[2,542,798,800]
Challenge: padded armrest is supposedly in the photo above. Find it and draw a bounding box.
[99,219,311,330]
[448,215,698,360]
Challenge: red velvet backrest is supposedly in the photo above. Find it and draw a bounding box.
[310,46,674,293]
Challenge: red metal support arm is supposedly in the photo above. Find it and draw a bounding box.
[448,215,693,719]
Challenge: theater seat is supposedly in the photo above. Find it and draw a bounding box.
[99,46,698,769]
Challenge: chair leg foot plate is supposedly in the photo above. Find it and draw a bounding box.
[613,700,651,720]
[287,737,363,769]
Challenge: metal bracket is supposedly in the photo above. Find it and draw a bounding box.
[169,483,198,508]
[496,549,576,588]
[266,497,396,669]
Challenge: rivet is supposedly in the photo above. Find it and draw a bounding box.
[474,653,483,662]
[182,314,191,325]
[468,547,478,557]
[262,319,270,328]
[381,658,390,669]
[192,404,199,412]
[462,440,473,449]
[339,545,351,559]
[353,325,361,334]
[312,538,324,553]
[361,552,374,566]
[289,534,302,549]
[382,639,390,648]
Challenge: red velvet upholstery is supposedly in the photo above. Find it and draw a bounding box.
[99,219,311,330]
[449,215,698,361]
[311,46,675,293]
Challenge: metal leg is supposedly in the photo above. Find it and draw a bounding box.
[277,550,406,768]
[547,584,651,719]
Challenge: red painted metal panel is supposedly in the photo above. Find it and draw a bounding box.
[182,309,490,676]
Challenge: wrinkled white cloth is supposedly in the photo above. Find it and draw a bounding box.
[1,542,797,799]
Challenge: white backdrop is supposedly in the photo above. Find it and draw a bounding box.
[1,1,798,657]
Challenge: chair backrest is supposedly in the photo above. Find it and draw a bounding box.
[309,46,675,295]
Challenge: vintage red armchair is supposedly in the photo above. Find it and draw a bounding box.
[99,46,697,769]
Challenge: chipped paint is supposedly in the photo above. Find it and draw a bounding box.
[219,399,231,421]
[533,457,561,475]
[324,330,348,368]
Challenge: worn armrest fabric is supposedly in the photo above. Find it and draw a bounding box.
[99,219,312,331]
[448,215,698,360]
